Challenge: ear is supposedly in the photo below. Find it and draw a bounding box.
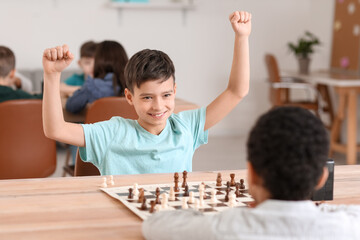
[247,162,255,186]
[315,167,329,190]
[77,60,81,67]
[173,83,177,95]
[124,88,134,106]
[8,69,15,78]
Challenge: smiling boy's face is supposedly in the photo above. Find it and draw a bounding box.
[125,77,176,135]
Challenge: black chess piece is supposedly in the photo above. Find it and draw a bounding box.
[149,200,156,213]
[140,197,147,210]
[183,184,189,196]
[155,187,161,204]
[216,173,222,186]
[174,172,180,192]
[225,188,230,202]
[128,188,133,199]
[239,179,245,189]
[230,173,236,186]
[182,170,188,188]
[235,183,241,197]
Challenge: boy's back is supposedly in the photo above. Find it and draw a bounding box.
[143,200,360,240]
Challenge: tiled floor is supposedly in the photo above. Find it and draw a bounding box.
[51,135,353,178]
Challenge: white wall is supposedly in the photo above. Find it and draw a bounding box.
[0,0,335,136]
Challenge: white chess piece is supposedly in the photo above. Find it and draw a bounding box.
[198,183,205,192]
[210,189,218,203]
[199,197,205,208]
[161,193,169,209]
[199,189,204,200]
[169,186,175,201]
[101,177,107,188]
[133,183,139,197]
[229,193,237,208]
[188,191,194,204]
[182,197,189,209]
[108,175,115,186]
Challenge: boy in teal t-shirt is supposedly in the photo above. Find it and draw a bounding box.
[60,41,97,97]
[42,10,252,175]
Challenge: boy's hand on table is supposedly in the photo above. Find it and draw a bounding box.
[229,11,252,37]
[43,44,74,77]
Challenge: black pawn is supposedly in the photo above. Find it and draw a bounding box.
[183,184,189,196]
[235,183,241,197]
[225,188,229,202]
[141,197,147,210]
[128,188,133,199]
[155,187,161,204]
[149,200,156,213]
[239,179,245,189]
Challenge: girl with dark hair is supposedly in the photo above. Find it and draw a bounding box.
[66,40,128,113]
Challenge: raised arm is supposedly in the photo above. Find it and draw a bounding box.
[204,11,251,130]
[42,45,85,147]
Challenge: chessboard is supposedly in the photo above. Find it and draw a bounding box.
[101,174,254,220]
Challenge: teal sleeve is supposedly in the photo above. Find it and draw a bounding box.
[176,107,208,150]
[64,73,85,86]
[79,117,121,167]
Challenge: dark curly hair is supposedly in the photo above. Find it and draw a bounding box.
[124,49,175,93]
[247,106,329,200]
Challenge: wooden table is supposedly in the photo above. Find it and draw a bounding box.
[283,70,360,165]
[0,166,360,240]
[62,97,199,123]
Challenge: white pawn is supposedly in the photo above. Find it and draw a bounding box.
[199,197,205,208]
[169,186,176,201]
[210,189,218,203]
[101,177,107,188]
[199,189,204,200]
[108,175,115,186]
[229,193,237,208]
[188,191,194,204]
[133,183,139,197]
[161,193,169,209]
[182,197,189,209]
[198,183,205,192]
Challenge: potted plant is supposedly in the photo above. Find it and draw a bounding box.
[288,31,320,74]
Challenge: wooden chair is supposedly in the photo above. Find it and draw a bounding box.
[265,54,319,111]
[0,99,56,179]
[265,54,334,128]
[63,97,138,177]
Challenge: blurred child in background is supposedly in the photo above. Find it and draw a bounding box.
[65,40,128,113]
[60,41,97,97]
[0,46,41,103]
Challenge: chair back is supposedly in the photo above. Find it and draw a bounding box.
[75,97,138,176]
[0,99,56,179]
[265,54,288,106]
[85,97,138,124]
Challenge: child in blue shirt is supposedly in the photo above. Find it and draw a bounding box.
[65,40,128,113]
[60,41,97,97]
[42,10,251,175]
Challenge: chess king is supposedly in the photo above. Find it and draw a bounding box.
[142,106,360,239]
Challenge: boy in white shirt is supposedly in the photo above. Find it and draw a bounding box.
[142,106,360,240]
